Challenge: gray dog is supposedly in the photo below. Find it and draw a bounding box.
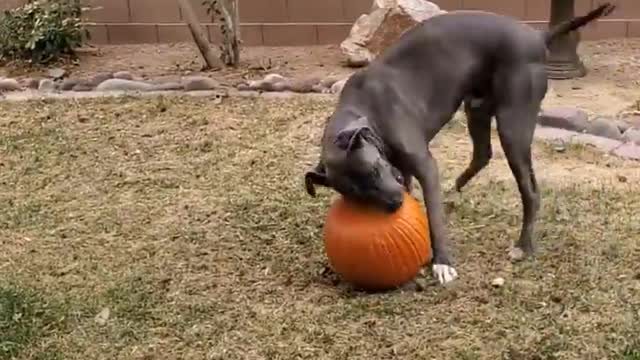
[305,3,615,285]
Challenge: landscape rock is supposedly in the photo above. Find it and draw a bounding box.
[148,75,181,85]
[538,107,589,132]
[22,78,40,89]
[613,119,632,133]
[534,126,623,154]
[240,74,286,91]
[319,76,340,88]
[182,76,219,91]
[612,142,640,160]
[149,82,184,91]
[72,83,95,92]
[240,73,287,91]
[0,78,22,92]
[38,79,56,92]
[585,117,622,140]
[113,71,134,80]
[534,126,579,143]
[340,0,444,67]
[89,72,114,87]
[622,128,640,145]
[48,67,66,80]
[95,78,153,92]
[60,78,81,91]
[619,115,640,130]
[238,74,336,93]
[330,78,348,94]
[572,133,623,153]
[285,77,323,93]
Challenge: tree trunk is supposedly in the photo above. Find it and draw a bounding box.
[546,0,586,79]
[217,0,241,66]
[177,0,223,70]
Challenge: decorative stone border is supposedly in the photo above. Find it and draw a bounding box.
[1,72,639,161]
[537,106,640,160]
[0,71,349,97]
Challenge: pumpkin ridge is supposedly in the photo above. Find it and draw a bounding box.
[396,215,426,268]
[393,215,423,281]
[373,232,395,287]
[385,229,405,282]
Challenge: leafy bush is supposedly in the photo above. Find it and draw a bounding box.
[0,0,89,64]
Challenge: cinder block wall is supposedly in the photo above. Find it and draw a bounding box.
[2,0,639,45]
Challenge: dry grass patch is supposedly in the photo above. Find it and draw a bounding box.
[0,95,639,360]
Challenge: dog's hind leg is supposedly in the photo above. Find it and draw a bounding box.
[494,66,545,261]
[496,109,540,260]
[455,97,495,192]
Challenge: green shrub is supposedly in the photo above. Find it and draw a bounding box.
[0,0,89,65]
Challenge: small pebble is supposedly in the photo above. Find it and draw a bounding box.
[491,277,505,288]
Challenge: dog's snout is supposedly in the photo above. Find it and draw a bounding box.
[384,194,404,213]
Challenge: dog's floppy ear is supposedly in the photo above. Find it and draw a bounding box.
[305,162,329,197]
[335,125,373,152]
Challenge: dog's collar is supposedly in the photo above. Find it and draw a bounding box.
[363,127,387,157]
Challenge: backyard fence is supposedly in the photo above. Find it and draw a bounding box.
[2,0,639,45]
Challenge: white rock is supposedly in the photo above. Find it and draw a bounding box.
[340,0,444,67]
[94,307,110,326]
[38,79,56,92]
[95,78,153,92]
[330,78,348,94]
[491,277,505,288]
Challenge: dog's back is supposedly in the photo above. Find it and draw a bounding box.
[378,11,547,77]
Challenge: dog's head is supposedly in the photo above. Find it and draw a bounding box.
[305,119,405,212]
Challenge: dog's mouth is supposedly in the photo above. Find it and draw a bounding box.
[384,198,403,212]
[351,193,403,213]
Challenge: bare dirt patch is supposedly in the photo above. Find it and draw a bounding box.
[1,95,639,359]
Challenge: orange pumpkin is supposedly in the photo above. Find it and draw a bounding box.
[322,191,432,291]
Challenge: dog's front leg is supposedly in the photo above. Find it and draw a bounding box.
[409,148,458,285]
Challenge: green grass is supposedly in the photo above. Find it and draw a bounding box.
[0,95,639,359]
[0,286,68,360]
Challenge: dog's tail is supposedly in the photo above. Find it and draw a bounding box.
[543,2,616,46]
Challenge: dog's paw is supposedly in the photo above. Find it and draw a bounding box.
[432,264,458,284]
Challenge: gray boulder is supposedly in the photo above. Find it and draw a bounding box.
[538,107,589,132]
[182,76,219,91]
[585,117,622,140]
[622,128,640,145]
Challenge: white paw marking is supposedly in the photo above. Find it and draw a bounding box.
[432,264,458,284]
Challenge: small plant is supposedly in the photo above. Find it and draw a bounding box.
[0,0,89,65]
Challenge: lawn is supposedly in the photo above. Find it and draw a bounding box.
[1,95,639,360]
